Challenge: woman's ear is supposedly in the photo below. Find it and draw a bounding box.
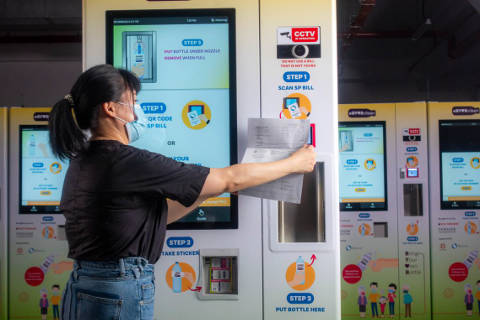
[101,101,116,118]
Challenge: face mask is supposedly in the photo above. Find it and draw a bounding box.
[115,103,147,143]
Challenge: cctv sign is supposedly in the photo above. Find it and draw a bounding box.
[278,26,321,45]
[277,26,321,59]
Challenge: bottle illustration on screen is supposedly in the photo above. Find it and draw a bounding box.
[339,130,353,152]
[464,250,478,269]
[360,224,366,236]
[172,262,183,293]
[296,256,306,285]
[122,31,156,83]
[467,221,473,234]
[28,134,36,157]
[134,36,146,79]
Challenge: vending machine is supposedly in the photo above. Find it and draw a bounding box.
[84,0,340,319]
[339,102,431,320]
[0,107,8,320]
[259,1,340,319]
[7,107,72,320]
[428,101,480,320]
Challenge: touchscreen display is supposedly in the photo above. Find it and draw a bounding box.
[339,122,387,211]
[20,125,68,213]
[107,9,237,229]
[440,120,480,210]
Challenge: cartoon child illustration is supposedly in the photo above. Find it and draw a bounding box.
[39,292,49,320]
[403,285,413,318]
[358,286,368,318]
[379,296,387,318]
[370,282,380,318]
[476,280,480,316]
[51,284,61,320]
[387,283,397,318]
[465,284,474,316]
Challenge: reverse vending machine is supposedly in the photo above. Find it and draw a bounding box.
[7,108,72,319]
[428,102,480,320]
[84,0,340,319]
[339,103,431,320]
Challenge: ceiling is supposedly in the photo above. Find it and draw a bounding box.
[337,0,480,87]
[1,0,479,99]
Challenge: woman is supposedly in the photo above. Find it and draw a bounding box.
[49,64,315,320]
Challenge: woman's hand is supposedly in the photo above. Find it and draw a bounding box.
[289,144,316,173]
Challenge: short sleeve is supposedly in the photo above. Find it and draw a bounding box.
[108,145,210,207]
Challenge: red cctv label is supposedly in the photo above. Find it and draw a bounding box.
[292,28,319,42]
[277,26,321,45]
[409,128,420,135]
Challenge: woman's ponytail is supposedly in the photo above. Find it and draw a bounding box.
[48,96,87,160]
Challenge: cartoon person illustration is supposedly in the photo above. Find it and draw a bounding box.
[370,282,380,318]
[403,285,413,318]
[39,292,49,320]
[51,284,61,320]
[387,283,397,318]
[379,295,387,318]
[475,280,480,316]
[358,286,368,318]
[465,284,474,316]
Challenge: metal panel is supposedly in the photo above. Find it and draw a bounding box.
[0,107,8,320]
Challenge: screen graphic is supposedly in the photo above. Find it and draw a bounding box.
[107,10,237,229]
[20,125,69,213]
[339,122,387,211]
[440,120,480,209]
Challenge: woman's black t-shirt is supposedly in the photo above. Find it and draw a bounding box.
[60,140,210,263]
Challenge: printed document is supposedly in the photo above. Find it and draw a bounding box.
[239,118,310,203]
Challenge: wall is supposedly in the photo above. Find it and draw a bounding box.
[0,43,81,107]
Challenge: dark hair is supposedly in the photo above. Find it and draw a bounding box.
[52,284,60,289]
[370,282,378,287]
[48,64,140,160]
[388,283,397,290]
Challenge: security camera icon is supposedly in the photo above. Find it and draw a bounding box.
[280,32,291,39]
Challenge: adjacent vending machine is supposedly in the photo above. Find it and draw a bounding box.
[84,0,340,319]
[428,102,480,320]
[339,102,431,320]
[7,107,72,320]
